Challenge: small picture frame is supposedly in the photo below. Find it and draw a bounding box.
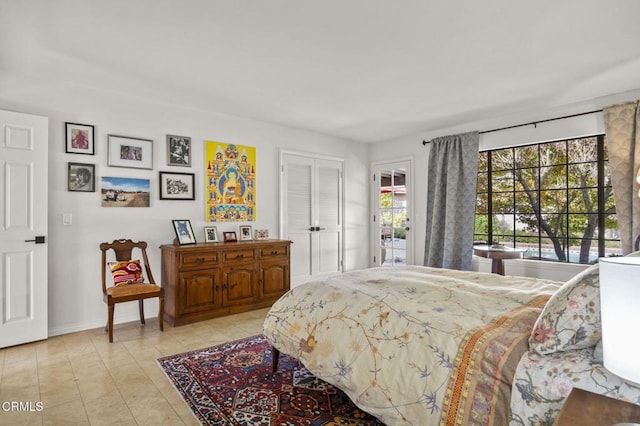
[68,162,95,192]
[204,226,218,243]
[167,135,191,166]
[223,231,237,243]
[159,171,195,200]
[254,229,269,240]
[172,219,197,245]
[239,225,253,241]
[108,135,153,169]
[65,122,95,155]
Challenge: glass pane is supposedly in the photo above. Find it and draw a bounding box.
[567,163,597,188]
[478,151,488,172]
[492,234,514,246]
[492,170,514,192]
[568,189,597,213]
[492,192,513,214]
[568,238,598,264]
[515,191,535,213]
[514,167,538,191]
[492,148,513,171]
[540,190,567,210]
[568,137,598,163]
[515,214,538,234]
[391,249,406,265]
[540,165,566,189]
[475,214,489,235]
[540,141,567,165]
[514,145,538,168]
[476,193,488,214]
[477,171,488,193]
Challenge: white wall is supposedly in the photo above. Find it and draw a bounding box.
[0,86,369,336]
[370,90,640,281]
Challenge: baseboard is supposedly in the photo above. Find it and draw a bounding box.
[48,312,160,337]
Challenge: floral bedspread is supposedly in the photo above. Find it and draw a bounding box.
[263,266,560,425]
[510,348,640,425]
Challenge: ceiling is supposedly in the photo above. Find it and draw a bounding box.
[2,1,640,143]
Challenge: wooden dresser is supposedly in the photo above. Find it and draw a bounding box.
[160,239,291,326]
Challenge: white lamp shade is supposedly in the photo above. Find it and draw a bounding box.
[599,256,640,384]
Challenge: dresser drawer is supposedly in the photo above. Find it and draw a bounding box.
[222,248,255,263]
[179,252,218,268]
[259,245,289,259]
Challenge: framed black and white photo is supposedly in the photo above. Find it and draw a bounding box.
[167,134,191,166]
[239,225,253,241]
[204,226,218,243]
[172,219,197,245]
[108,135,153,169]
[65,122,95,155]
[159,171,195,200]
[67,162,95,192]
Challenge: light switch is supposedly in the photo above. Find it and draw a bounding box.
[62,213,72,226]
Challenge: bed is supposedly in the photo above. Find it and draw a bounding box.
[263,264,640,425]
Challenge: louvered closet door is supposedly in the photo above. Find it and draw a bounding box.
[281,153,343,288]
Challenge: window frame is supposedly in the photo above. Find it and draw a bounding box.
[474,134,617,264]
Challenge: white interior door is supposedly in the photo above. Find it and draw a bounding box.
[372,159,413,266]
[281,152,344,288]
[0,110,48,348]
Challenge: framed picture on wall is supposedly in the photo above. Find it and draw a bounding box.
[108,135,153,169]
[65,122,95,155]
[67,162,95,192]
[172,219,197,245]
[159,171,195,200]
[204,226,218,243]
[166,134,191,166]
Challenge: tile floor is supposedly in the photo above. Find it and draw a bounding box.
[0,308,270,425]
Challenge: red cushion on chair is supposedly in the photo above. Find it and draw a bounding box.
[108,260,144,286]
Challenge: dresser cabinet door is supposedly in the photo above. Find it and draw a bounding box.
[222,265,256,306]
[259,261,289,299]
[178,269,221,314]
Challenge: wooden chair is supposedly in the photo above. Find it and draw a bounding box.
[100,239,164,342]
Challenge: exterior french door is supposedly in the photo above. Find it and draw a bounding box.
[372,159,412,266]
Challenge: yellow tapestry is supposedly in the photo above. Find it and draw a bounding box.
[205,141,256,222]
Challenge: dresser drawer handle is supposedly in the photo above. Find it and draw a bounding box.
[235,254,244,259]
[196,257,205,263]
[271,250,278,256]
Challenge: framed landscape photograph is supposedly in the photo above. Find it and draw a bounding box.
[204,226,218,243]
[167,134,191,166]
[65,122,95,155]
[172,219,197,245]
[159,171,195,200]
[108,135,153,169]
[223,231,237,243]
[239,225,253,241]
[101,177,150,207]
[68,162,95,192]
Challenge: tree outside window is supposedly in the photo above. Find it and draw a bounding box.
[474,135,619,264]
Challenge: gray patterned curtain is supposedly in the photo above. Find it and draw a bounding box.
[424,131,479,270]
[603,101,640,254]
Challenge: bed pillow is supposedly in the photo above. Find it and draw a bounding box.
[108,260,145,286]
[529,263,601,355]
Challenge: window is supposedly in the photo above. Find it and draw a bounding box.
[474,135,619,264]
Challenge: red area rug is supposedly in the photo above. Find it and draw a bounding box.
[158,334,383,425]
